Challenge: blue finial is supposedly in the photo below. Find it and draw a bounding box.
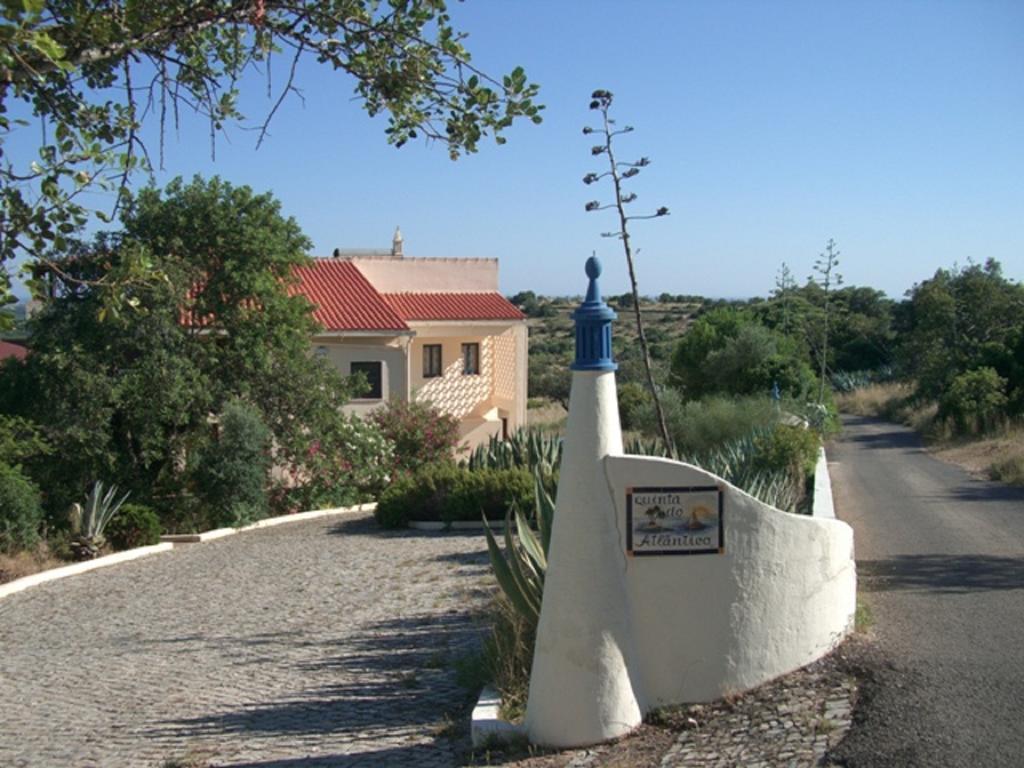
[572,256,617,372]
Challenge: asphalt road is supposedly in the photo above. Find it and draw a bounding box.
[828,415,1024,768]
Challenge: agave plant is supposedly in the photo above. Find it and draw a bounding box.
[466,427,563,477]
[69,481,130,560]
[484,467,555,628]
[626,428,805,513]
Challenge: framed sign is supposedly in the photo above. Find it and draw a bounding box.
[626,486,724,556]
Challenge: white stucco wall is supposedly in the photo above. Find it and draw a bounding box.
[407,321,528,448]
[812,446,836,519]
[525,369,856,748]
[311,337,409,416]
[604,455,857,706]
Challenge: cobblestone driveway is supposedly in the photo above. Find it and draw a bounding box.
[0,512,493,767]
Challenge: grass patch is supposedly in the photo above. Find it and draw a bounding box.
[834,382,911,419]
[467,732,539,766]
[815,716,837,734]
[854,599,874,633]
[0,543,66,585]
[989,453,1024,486]
[453,650,491,693]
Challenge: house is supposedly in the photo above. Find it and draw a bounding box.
[0,341,27,362]
[293,230,528,450]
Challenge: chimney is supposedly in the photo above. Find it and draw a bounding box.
[391,226,404,258]
[332,248,341,259]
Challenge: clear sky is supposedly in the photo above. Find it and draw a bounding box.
[15,0,1024,299]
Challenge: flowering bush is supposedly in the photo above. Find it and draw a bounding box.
[283,414,394,513]
[370,398,461,475]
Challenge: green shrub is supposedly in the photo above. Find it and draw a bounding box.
[990,455,1024,486]
[443,468,533,524]
[374,464,533,528]
[104,503,162,550]
[375,462,462,528]
[0,462,43,553]
[194,399,272,528]
[617,381,650,432]
[635,391,779,457]
[753,424,820,477]
[939,367,1009,435]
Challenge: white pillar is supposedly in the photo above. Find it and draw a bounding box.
[524,259,643,747]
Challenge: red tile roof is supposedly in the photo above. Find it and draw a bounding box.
[0,341,27,361]
[291,260,409,332]
[183,259,525,332]
[382,292,526,322]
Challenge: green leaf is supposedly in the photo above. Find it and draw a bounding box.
[515,507,546,572]
[484,518,538,624]
[30,31,66,63]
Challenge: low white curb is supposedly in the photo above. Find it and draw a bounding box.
[812,446,836,519]
[160,528,236,543]
[471,686,525,748]
[160,502,376,544]
[0,543,174,600]
[408,520,508,532]
[0,502,377,601]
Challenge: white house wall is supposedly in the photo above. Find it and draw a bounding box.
[311,337,409,416]
[348,256,499,292]
[408,321,528,446]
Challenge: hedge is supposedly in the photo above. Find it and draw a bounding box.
[375,464,534,529]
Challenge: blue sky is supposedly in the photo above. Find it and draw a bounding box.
[13,0,1024,299]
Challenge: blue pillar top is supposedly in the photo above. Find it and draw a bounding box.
[572,256,617,372]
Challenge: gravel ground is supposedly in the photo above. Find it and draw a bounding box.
[466,639,863,768]
[0,512,493,768]
[1,507,865,768]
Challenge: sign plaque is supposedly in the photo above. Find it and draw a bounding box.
[626,486,724,556]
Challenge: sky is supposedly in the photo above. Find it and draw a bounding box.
[11,0,1024,299]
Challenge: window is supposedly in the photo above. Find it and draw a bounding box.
[350,361,383,399]
[462,343,480,375]
[423,344,442,378]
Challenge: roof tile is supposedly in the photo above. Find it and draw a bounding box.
[382,292,526,322]
[291,260,409,332]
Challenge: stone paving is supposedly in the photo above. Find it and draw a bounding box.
[657,657,855,768]
[498,647,858,768]
[0,511,493,768]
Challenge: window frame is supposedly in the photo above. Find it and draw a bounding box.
[461,342,480,376]
[423,344,443,379]
[350,360,384,400]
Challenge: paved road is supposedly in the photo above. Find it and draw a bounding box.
[0,512,493,767]
[828,416,1024,768]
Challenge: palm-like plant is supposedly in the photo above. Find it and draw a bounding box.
[69,481,130,560]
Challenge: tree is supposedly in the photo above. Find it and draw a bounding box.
[897,259,1024,408]
[582,90,671,449]
[670,308,816,402]
[0,1,542,314]
[0,176,369,523]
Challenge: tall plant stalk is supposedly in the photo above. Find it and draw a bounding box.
[583,90,671,450]
[812,239,843,403]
